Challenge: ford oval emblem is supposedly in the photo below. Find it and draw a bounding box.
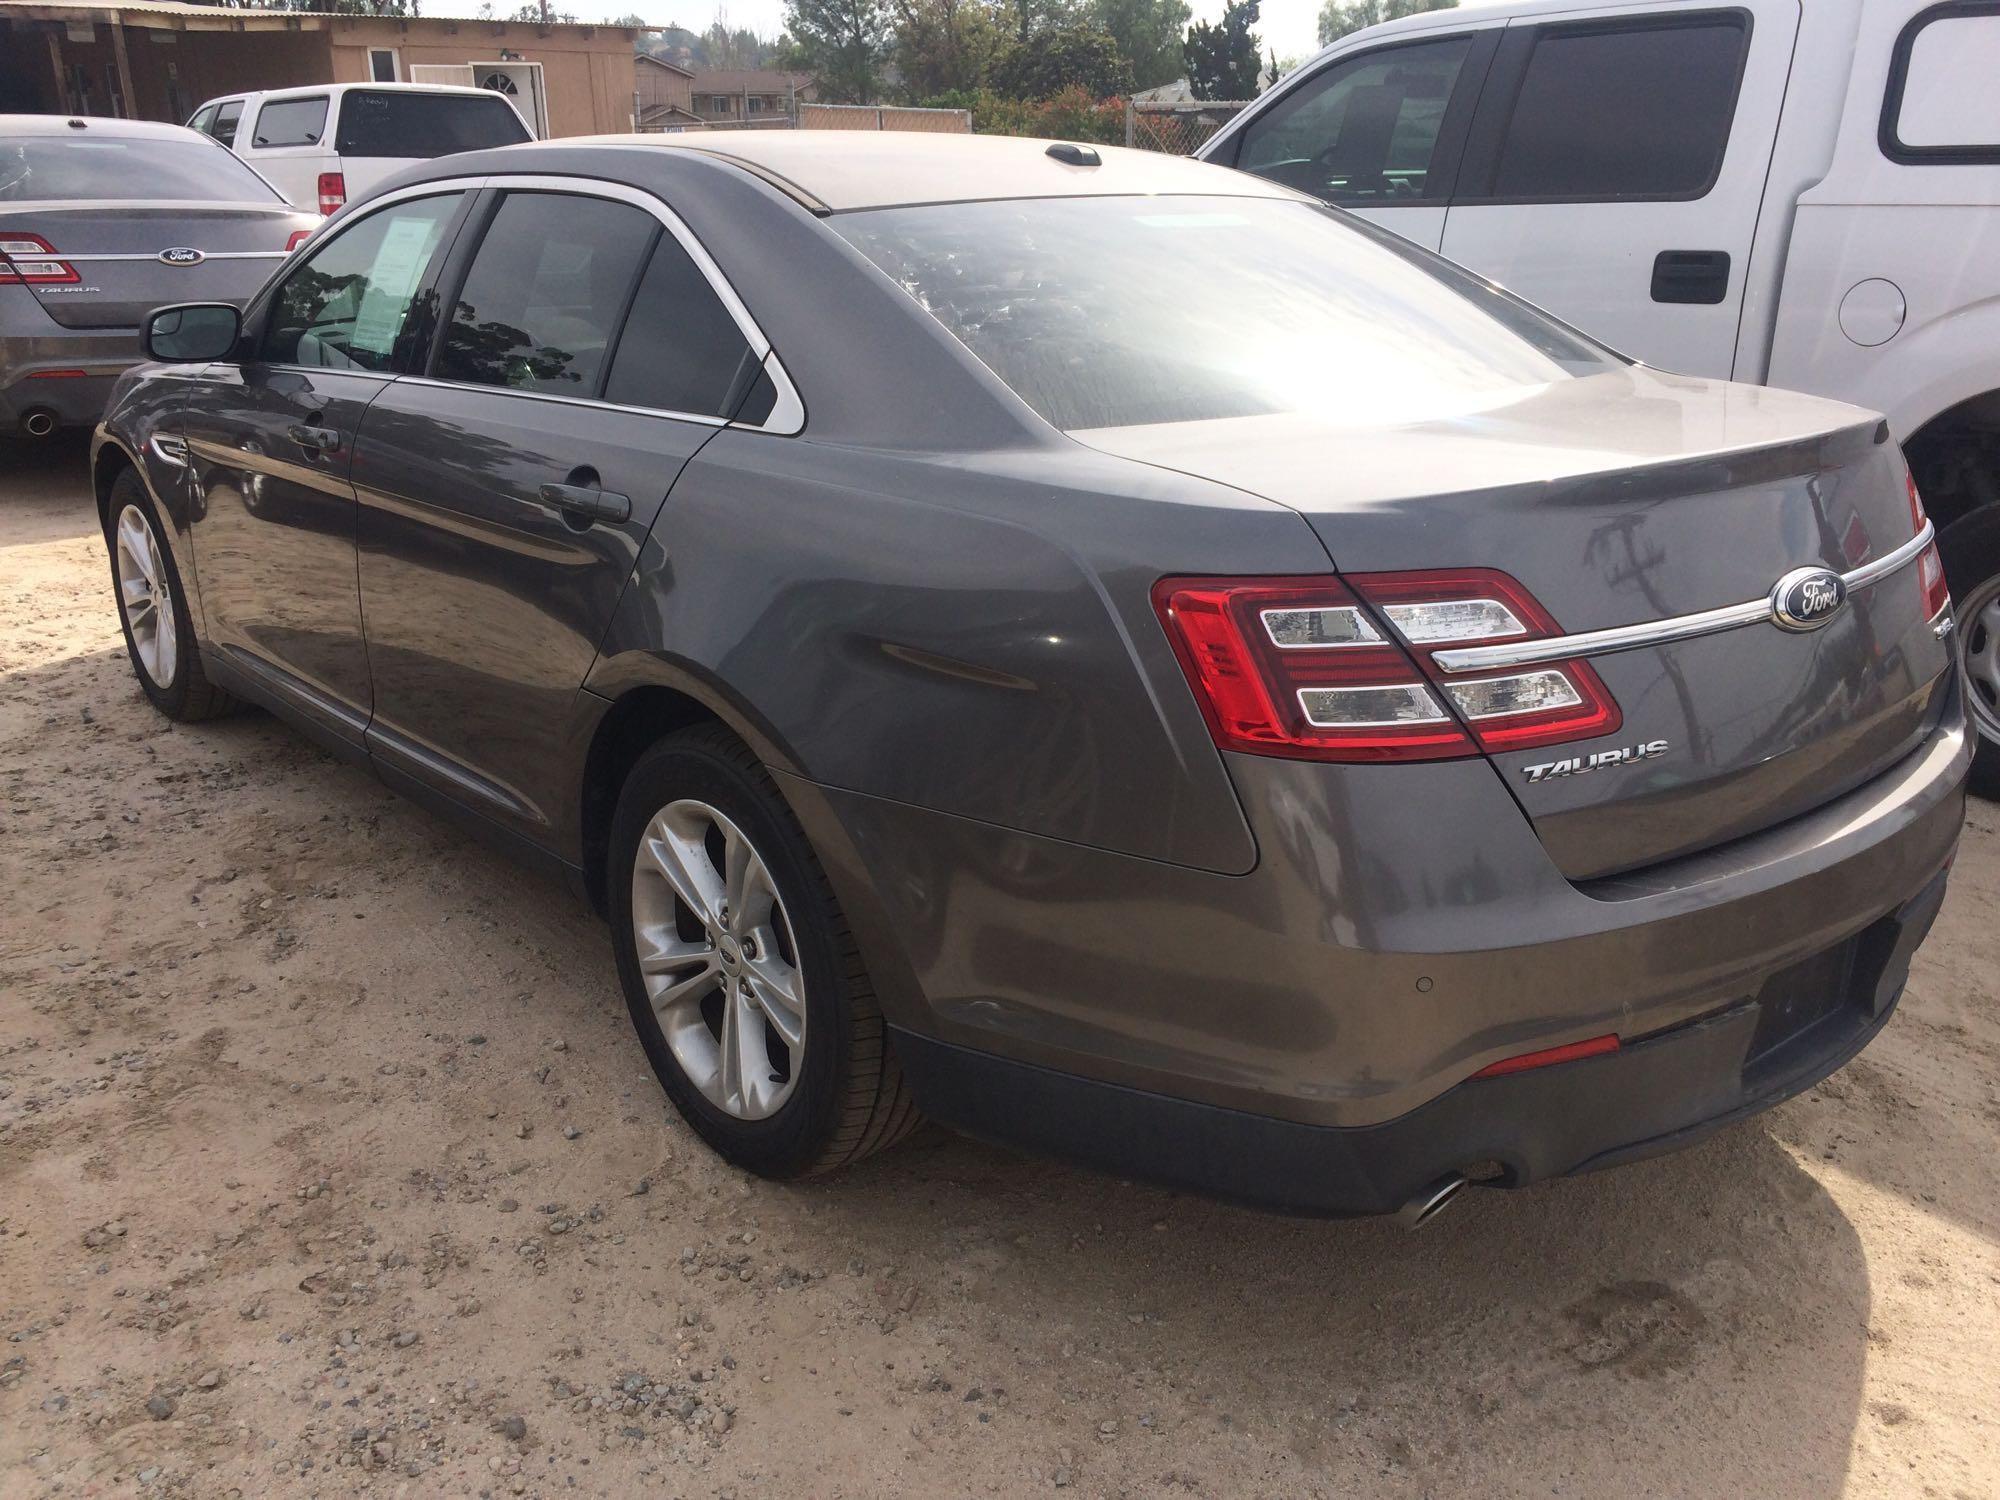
[1771,566,1847,632]
[159,246,204,267]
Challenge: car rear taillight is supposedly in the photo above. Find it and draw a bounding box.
[1907,473,1951,619]
[1152,570,1620,763]
[0,234,80,285]
[316,172,346,217]
[286,229,314,252]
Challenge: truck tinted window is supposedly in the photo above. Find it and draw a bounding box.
[602,233,757,418]
[1883,4,2000,161]
[212,100,243,148]
[437,192,654,397]
[335,91,532,158]
[0,135,281,204]
[1485,16,1747,201]
[1234,36,1474,206]
[252,97,328,149]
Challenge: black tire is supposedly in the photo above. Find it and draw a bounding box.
[1937,507,2000,799]
[606,723,920,1178]
[103,466,235,723]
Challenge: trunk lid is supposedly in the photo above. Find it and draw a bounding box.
[2,205,304,329]
[1082,369,1954,880]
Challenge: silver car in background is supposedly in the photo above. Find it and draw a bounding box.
[0,114,316,438]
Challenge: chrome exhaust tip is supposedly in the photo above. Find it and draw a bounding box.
[1395,1173,1469,1230]
[21,409,58,439]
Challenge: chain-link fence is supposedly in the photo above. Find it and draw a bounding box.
[801,103,972,133]
[1124,100,1253,156]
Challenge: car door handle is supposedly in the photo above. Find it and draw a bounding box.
[1650,250,1731,305]
[286,422,341,454]
[540,481,631,526]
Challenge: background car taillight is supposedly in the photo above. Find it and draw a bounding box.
[1907,473,1951,619]
[1152,570,1620,763]
[317,172,346,217]
[0,235,80,285]
[286,229,314,252]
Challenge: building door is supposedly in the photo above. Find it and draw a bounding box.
[472,61,548,138]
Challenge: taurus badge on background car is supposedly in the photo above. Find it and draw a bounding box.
[90,133,1968,1224]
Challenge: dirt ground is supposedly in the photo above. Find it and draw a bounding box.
[2,431,1997,1500]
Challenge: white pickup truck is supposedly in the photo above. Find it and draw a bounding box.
[1202,0,2000,791]
[188,82,532,217]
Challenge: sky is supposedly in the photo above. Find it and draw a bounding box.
[417,0,1404,73]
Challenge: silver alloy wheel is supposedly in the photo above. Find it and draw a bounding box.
[630,798,807,1121]
[114,503,177,688]
[1959,572,2000,745]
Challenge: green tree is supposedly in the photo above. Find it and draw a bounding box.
[894,0,1007,99]
[1088,0,1189,90]
[1183,0,1259,100]
[1316,0,1455,47]
[989,20,1132,98]
[783,0,890,101]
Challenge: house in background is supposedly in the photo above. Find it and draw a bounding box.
[687,69,814,125]
[635,51,701,129]
[0,0,644,137]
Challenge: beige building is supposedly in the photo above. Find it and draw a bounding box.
[635,51,700,129]
[687,68,813,124]
[0,0,646,138]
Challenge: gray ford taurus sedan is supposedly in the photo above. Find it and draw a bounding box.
[1,115,316,438]
[92,134,1968,1222]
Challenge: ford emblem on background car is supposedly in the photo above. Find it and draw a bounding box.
[159,246,205,266]
[1772,566,1849,631]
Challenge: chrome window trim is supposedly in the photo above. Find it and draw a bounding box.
[1433,521,1937,674]
[343,172,804,436]
[396,374,728,430]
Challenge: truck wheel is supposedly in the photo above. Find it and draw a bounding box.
[1938,507,2000,798]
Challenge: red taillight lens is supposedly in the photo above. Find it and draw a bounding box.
[1152,576,1474,762]
[316,172,346,217]
[1907,472,1951,619]
[0,234,80,285]
[1152,569,1622,763]
[1471,1033,1620,1079]
[286,228,314,252]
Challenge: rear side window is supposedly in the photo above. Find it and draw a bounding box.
[1234,36,1475,205]
[436,192,655,397]
[0,135,281,204]
[1481,15,1748,201]
[252,97,328,149]
[262,193,461,371]
[335,91,532,158]
[212,100,243,148]
[602,234,757,417]
[1882,2,2000,162]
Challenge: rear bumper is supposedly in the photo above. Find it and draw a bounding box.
[0,325,138,430]
[892,863,1950,1216]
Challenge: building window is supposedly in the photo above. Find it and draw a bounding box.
[369,48,399,82]
[104,63,125,118]
[748,96,764,113]
[715,96,732,114]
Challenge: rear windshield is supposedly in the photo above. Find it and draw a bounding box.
[334,91,532,158]
[831,195,1617,432]
[0,135,282,204]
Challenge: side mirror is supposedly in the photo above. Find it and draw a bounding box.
[144,302,241,363]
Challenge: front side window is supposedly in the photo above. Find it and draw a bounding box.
[252,97,329,149]
[1234,36,1474,205]
[261,193,461,371]
[0,134,283,204]
[1882,2,2000,162]
[1481,16,1748,201]
[602,233,757,417]
[834,195,1613,433]
[188,103,216,135]
[436,192,655,396]
[212,100,243,148]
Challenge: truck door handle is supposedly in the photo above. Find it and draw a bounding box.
[286,422,341,454]
[1651,250,1731,305]
[541,479,632,527]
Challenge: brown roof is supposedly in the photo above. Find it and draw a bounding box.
[688,70,813,95]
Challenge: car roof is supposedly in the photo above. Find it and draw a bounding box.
[563,131,1308,213]
[0,114,211,142]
